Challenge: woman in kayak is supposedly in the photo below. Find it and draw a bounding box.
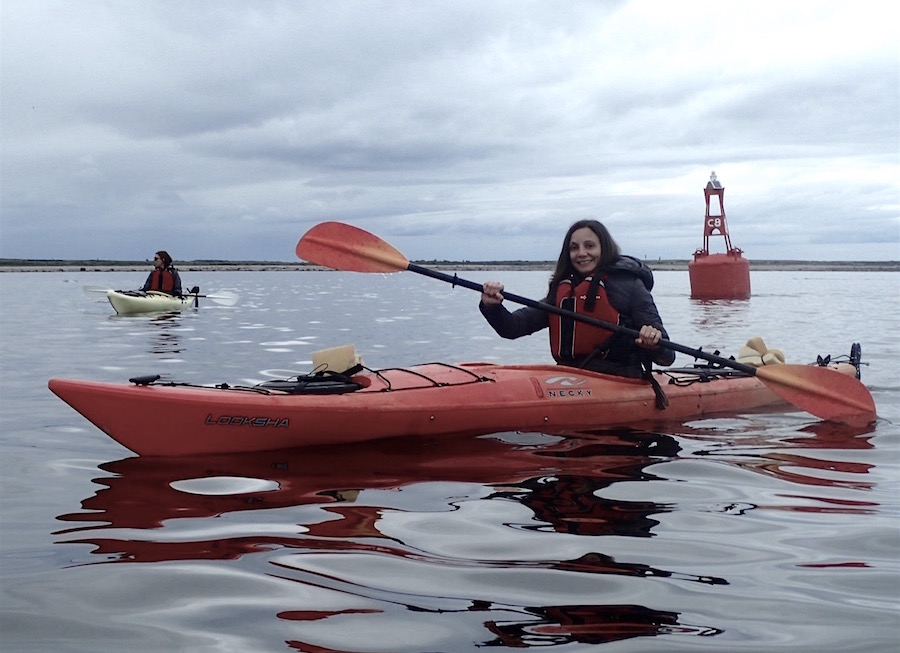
[142,250,183,296]
[479,219,675,379]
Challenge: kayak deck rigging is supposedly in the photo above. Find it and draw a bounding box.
[122,345,865,398]
[125,361,769,396]
[128,362,499,396]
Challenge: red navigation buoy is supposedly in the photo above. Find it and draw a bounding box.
[688,171,751,300]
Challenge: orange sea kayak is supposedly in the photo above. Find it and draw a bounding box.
[48,360,860,457]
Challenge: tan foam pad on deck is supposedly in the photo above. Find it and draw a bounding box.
[312,344,363,374]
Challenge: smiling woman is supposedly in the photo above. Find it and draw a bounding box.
[478,219,676,379]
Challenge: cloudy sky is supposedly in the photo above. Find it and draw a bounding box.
[2,0,897,263]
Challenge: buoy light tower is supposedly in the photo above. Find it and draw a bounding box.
[688,171,751,299]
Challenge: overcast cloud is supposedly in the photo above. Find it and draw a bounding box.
[1,0,898,263]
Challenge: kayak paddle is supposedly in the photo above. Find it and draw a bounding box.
[296,221,877,427]
[83,285,240,306]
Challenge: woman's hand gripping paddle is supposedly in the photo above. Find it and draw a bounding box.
[296,221,877,427]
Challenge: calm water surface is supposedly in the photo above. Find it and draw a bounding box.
[1,269,898,652]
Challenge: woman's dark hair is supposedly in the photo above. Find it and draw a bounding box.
[156,251,173,267]
[547,220,621,291]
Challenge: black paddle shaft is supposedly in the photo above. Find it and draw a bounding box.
[407,262,758,375]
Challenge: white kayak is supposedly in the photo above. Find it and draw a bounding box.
[83,285,239,314]
[106,290,195,315]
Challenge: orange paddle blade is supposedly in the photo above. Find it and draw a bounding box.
[756,364,877,427]
[296,221,409,273]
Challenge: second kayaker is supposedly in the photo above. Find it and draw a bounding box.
[479,219,675,379]
[142,250,183,296]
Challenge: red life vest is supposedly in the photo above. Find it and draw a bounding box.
[548,276,621,363]
[147,268,178,294]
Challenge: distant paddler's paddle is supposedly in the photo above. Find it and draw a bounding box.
[83,285,240,306]
[296,221,877,427]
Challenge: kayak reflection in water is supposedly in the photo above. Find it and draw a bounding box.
[142,250,183,296]
[480,219,675,379]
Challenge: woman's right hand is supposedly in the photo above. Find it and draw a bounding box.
[481,281,505,305]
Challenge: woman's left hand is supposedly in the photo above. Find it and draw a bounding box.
[635,325,662,348]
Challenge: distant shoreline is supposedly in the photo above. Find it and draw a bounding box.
[1,260,898,273]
